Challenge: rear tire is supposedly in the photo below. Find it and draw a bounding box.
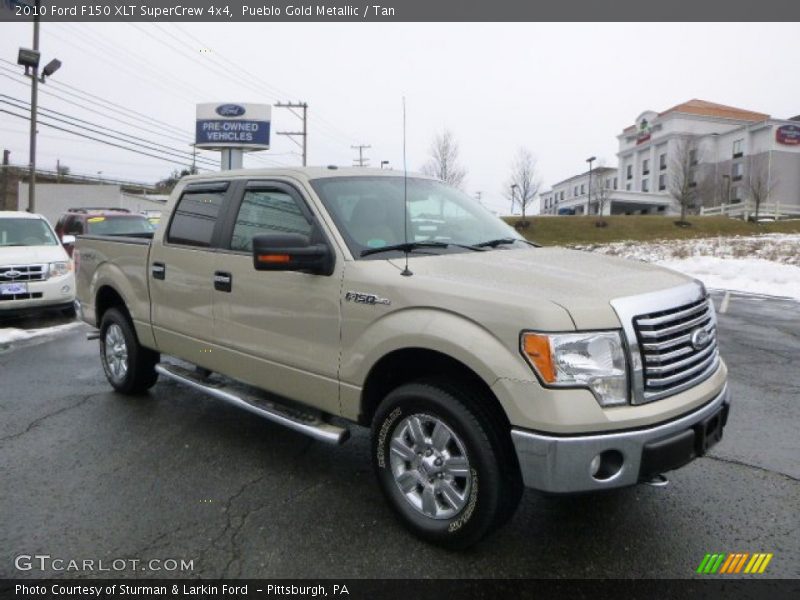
[99,307,159,394]
[371,378,522,549]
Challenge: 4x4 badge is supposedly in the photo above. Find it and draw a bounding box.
[345,291,391,306]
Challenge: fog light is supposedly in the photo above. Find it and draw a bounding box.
[61,285,71,293]
[590,450,624,481]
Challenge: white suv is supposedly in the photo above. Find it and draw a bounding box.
[0,211,76,318]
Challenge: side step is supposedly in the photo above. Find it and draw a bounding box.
[155,363,350,445]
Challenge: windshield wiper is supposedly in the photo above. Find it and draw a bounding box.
[474,237,540,248]
[360,241,486,257]
[361,241,449,257]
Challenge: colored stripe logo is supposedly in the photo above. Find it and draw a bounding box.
[696,553,773,574]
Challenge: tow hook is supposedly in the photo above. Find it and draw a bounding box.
[643,474,669,487]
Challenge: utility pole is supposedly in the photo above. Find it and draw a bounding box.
[351,144,371,167]
[586,155,596,215]
[275,101,308,166]
[28,0,40,213]
[1,150,9,210]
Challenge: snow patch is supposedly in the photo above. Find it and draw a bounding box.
[575,233,800,300]
[657,257,800,301]
[0,322,85,345]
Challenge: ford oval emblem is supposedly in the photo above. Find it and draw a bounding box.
[216,104,246,117]
[690,327,711,351]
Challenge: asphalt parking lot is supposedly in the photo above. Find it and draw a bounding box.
[1,292,798,579]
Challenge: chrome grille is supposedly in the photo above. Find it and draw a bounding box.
[633,296,719,401]
[0,264,47,282]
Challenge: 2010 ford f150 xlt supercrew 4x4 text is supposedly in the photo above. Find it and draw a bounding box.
[75,167,730,548]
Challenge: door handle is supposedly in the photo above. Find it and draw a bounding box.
[214,271,232,292]
[152,262,166,280]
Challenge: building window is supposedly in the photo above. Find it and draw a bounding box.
[580,184,585,195]
[731,186,743,202]
[641,179,650,192]
[560,191,564,201]
[732,162,743,181]
[626,165,633,180]
[659,153,667,170]
[642,159,650,175]
[574,185,578,197]
[613,177,618,189]
[658,174,666,191]
[626,183,632,191]
[733,139,743,158]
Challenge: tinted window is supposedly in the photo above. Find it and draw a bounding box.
[230,189,312,252]
[167,190,227,247]
[86,216,153,235]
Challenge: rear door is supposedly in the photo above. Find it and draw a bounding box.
[210,179,343,415]
[149,180,235,365]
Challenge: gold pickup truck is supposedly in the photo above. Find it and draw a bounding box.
[75,167,729,548]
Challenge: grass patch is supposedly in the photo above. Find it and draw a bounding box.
[503,216,800,246]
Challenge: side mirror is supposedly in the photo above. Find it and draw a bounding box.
[252,233,334,276]
[61,235,76,246]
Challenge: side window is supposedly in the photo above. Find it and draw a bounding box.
[167,189,227,247]
[230,189,313,252]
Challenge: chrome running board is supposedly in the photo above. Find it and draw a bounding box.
[155,363,349,445]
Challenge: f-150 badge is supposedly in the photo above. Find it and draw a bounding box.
[345,291,391,306]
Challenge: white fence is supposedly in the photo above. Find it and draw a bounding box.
[700,200,800,220]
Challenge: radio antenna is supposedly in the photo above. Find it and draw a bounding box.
[400,96,412,277]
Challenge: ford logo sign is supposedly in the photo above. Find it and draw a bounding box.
[2,269,22,279]
[690,327,712,351]
[216,104,246,117]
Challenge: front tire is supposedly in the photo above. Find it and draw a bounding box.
[99,308,159,394]
[371,379,522,549]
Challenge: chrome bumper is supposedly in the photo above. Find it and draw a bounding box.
[510,385,730,493]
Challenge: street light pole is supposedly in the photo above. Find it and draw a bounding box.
[27,0,40,213]
[585,155,596,215]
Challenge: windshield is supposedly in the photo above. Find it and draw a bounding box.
[86,216,155,235]
[310,176,523,258]
[0,217,58,247]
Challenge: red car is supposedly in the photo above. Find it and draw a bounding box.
[55,208,155,256]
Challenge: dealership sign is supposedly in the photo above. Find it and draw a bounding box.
[776,124,800,146]
[195,103,271,149]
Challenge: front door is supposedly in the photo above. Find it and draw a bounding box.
[210,180,343,416]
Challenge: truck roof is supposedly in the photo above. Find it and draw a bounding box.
[180,166,434,183]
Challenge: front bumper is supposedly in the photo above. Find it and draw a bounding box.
[510,384,730,493]
[0,274,76,317]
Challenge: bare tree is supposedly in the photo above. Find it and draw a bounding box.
[504,147,542,225]
[669,135,700,224]
[592,171,613,225]
[745,155,776,221]
[420,129,467,189]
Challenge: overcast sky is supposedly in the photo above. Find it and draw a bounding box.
[1,22,799,214]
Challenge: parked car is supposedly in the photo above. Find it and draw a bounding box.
[55,208,155,256]
[0,211,76,318]
[75,168,729,549]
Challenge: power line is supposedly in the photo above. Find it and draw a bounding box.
[1,94,214,166]
[2,108,214,168]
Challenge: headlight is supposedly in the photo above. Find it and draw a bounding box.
[521,331,628,406]
[48,261,72,278]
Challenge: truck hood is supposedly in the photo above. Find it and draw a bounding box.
[0,244,68,266]
[390,246,695,329]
